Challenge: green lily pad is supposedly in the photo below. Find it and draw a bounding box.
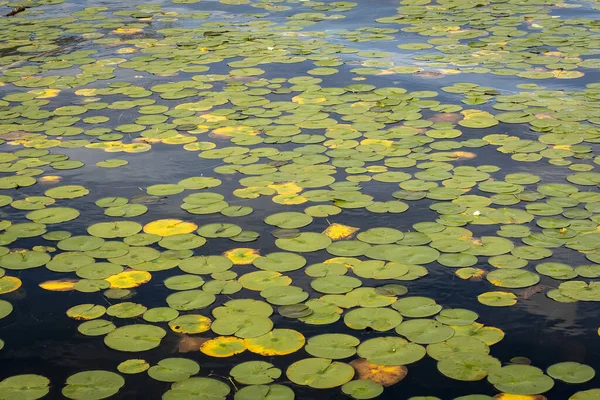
[286,358,354,389]
[487,269,540,288]
[436,309,478,326]
[234,384,294,400]
[117,359,149,375]
[253,252,306,272]
[438,353,501,381]
[148,358,200,382]
[558,281,600,301]
[344,307,403,331]
[427,336,490,361]
[62,370,125,400]
[265,212,313,229]
[0,374,50,400]
[357,337,426,365]
[78,320,116,336]
[487,365,554,395]
[396,319,455,344]
[104,324,166,352]
[311,275,362,294]
[163,377,230,400]
[45,185,89,199]
[392,297,442,317]
[26,207,80,224]
[166,290,216,310]
[546,362,595,384]
[0,251,51,270]
[305,334,359,359]
[88,221,142,238]
[276,232,332,252]
[342,380,384,399]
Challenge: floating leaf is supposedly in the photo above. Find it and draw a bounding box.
[230,361,281,385]
[104,324,166,352]
[148,358,200,382]
[62,370,125,400]
[0,375,49,400]
[357,337,426,365]
[286,358,354,389]
[349,359,407,387]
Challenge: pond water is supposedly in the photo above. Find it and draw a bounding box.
[1,0,600,399]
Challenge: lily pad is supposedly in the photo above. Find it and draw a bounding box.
[286,358,354,389]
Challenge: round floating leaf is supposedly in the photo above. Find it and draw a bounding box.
[144,219,198,237]
[179,255,232,274]
[427,336,490,361]
[244,329,305,356]
[26,207,80,224]
[148,358,200,382]
[0,251,51,270]
[164,275,205,291]
[104,324,166,352]
[488,365,554,395]
[326,240,371,257]
[67,304,106,320]
[62,370,125,400]
[45,185,89,199]
[478,292,517,307]
[0,276,22,294]
[0,374,50,400]
[147,184,184,196]
[105,270,151,289]
[344,307,403,332]
[357,228,404,244]
[353,261,410,279]
[200,336,247,358]
[118,359,149,374]
[438,353,501,381]
[487,269,540,288]
[163,377,230,400]
[253,252,306,272]
[0,300,13,320]
[535,263,576,280]
[349,358,407,387]
[106,302,147,318]
[311,275,361,294]
[392,297,442,318]
[88,221,142,238]
[569,389,600,400]
[78,320,116,336]
[286,358,354,389]
[305,334,359,359]
[223,248,260,264]
[546,362,595,384]
[166,290,216,310]
[230,361,281,385]
[436,309,478,326]
[197,223,242,238]
[143,307,179,323]
[357,337,426,365]
[239,271,292,291]
[276,233,332,252]
[234,385,294,400]
[211,314,273,338]
[365,245,439,264]
[396,319,455,344]
[342,380,384,400]
[261,286,308,305]
[265,212,313,229]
